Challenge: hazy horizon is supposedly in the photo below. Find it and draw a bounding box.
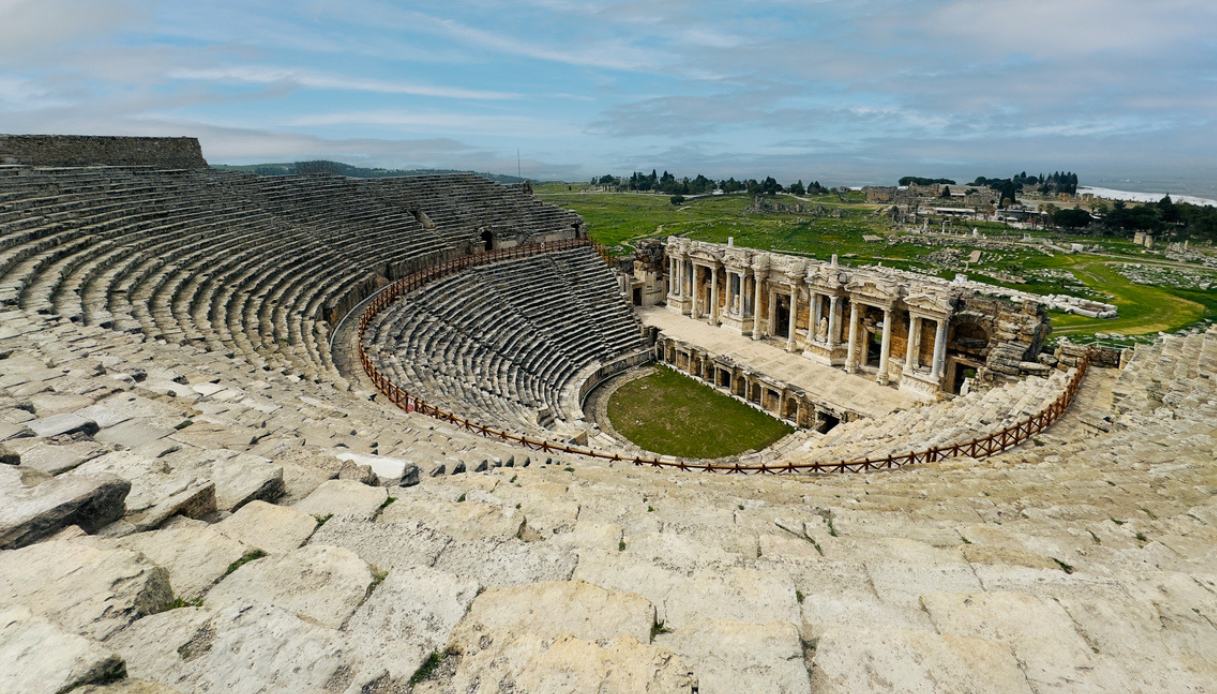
[2,1,1214,197]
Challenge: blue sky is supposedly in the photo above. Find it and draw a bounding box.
[1,0,1215,192]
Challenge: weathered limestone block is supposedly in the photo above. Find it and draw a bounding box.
[811,626,1030,693]
[0,444,18,465]
[107,604,349,693]
[343,566,480,686]
[380,495,525,540]
[655,619,811,694]
[27,412,99,438]
[921,590,1097,691]
[0,465,129,548]
[0,539,173,641]
[206,544,373,629]
[277,462,332,504]
[456,580,654,644]
[69,451,215,530]
[307,518,450,572]
[214,500,316,554]
[8,439,104,475]
[422,580,691,693]
[418,634,696,694]
[207,454,284,511]
[336,451,420,487]
[94,419,177,450]
[433,535,578,587]
[293,479,387,521]
[337,459,378,485]
[0,605,126,694]
[114,520,249,599]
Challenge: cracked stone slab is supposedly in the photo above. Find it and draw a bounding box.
[0,465,130,549]
[0,539,173,641]
[206,544,373,629]
[0,604,126,694]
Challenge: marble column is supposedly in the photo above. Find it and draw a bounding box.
[905,314,922,371]
[709,265,720,324]
[691,265,700,318]
[931,317,948,379]
[845,300,859,373]
[752,271,766,340]
[787,282,799,351]
[809,292,821,343]
[827,295,840,349]
[877,307,892,384]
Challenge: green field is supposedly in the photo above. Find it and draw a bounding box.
[607,366,793,458]
[538,186,1217,341]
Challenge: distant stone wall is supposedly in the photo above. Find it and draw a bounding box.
[0,135,207,169]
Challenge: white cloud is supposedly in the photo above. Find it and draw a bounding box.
[927,0,1217,57]
[169,66,518,100]
[285,110,581,137]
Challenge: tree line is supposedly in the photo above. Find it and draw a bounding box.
[1051,195,1217,242]
[592,170,828,197]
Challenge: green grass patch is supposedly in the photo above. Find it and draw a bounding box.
[223,549,267,577]
[607,366,793,458]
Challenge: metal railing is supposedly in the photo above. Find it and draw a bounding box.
[358,244,1090,474]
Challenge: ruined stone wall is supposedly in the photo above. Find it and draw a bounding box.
[0,135,207,168]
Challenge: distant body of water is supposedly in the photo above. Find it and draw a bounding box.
[1082,174,1217,207]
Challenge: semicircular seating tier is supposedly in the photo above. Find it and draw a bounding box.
[758,365,1079,467]
[0,166,580,385]
[362,246,647,436]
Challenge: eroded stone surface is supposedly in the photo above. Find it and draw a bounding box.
[0,539,172,641]
[0,605,126,694]
[293,479,387,521]
[214,500,316,554]
[0,465,129,549]
[206,544,373,629]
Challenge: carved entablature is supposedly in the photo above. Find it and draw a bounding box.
[723,247,753,272]
[846,277,902,308]
[904,289,956,319]
[751,253,771,276]
[806,264,846,294]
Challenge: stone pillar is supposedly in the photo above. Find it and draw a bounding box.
[709,265,720,324]
[905,314,922,372]
[827,295,839,349]
[752,270,766,340]
[691,265,700,318]
[809,292,821,343]
[787,282,799,352]
[877,307,892,385]
[846,300,859,373]
[931,317,948,379]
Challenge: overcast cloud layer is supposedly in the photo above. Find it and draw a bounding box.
[1,0,1214,194]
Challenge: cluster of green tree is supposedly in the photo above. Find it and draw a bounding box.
[1051,196,1217,241]
[212,161,527,184]
[593,170,827,197]
[898,176,955,186]
[969,171,1078,203]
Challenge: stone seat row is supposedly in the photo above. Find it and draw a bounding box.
[363,247,645,435]
[761,366,1077,466]
[0,166,581,386]
[5,309,1216,691]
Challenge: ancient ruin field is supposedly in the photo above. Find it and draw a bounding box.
[540,186,1217,342]
[606,366,793,458]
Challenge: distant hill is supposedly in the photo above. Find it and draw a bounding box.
[211,160,529,184]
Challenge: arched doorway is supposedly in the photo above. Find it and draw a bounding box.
[947,320,989,394]
[481,228,495,251]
